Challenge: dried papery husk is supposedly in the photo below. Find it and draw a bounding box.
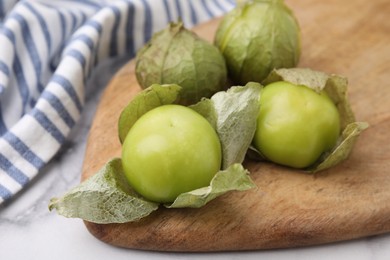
[136,22,227,105]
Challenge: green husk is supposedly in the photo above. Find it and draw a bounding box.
[215,0,300,84]
[166,164,256,208]
[136,22,227,105]
[118,84,181,143]
[48,159,159,224]
[191,82,262,169]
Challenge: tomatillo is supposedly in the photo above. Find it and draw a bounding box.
[253,81,340,168]
[122,104,222,203]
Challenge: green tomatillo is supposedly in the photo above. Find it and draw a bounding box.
[253,81,341,169]
[214,0,300,85]
[135,22,227,105]
[121,104,222,203]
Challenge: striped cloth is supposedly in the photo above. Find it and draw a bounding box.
[0,0,235,204]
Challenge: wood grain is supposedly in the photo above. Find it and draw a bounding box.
[81,0,390,251]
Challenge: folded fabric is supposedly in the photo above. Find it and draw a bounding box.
[0,0,235,204]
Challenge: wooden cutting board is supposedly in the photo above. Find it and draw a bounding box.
[81,0,390,251]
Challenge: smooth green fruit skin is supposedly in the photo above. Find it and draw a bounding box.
[122,105,222,203]
[253,81,340,168]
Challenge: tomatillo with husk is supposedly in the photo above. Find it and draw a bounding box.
[136,22,227,105]
[121,104,222,203]
[253,81,341,168]
[249,68,368,172]
[215,0,300,85]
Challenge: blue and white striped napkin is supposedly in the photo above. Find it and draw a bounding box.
[0,0,235,204]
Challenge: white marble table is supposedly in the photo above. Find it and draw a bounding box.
[1,57,389,260]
